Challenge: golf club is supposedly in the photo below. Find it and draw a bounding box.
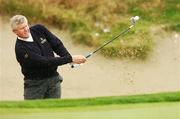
[71,16,140,68]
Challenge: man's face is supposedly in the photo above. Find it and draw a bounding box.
[13,22,30,38]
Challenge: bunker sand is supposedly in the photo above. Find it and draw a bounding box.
[0,18,179,100]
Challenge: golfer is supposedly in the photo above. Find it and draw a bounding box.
[10,15,86,100]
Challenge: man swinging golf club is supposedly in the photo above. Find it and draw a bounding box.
[10,15,86,100]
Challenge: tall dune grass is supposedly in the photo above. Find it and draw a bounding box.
[0,0,179,59]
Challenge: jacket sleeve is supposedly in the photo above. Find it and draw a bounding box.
[15,47,72,68]
[36,24,71,57]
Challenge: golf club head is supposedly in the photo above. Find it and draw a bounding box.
[131,16,140,25]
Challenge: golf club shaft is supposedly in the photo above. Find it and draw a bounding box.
[91,25,134,55]
[71,24,134,68]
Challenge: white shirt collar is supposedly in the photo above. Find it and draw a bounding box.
[18,33,33,42]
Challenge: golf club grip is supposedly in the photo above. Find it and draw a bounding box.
[71,53,92,68]
[71,64,80,68]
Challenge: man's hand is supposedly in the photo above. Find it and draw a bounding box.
[72,55,86,64]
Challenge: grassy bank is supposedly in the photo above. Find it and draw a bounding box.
[0,92,179,119]
[0,102,179,119]
[0,92,179,108]
[0,0,179,59]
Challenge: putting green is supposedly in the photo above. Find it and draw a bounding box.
[0,102,179,119]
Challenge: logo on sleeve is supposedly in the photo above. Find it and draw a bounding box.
[24,53,28,59]
[40,38,47,44]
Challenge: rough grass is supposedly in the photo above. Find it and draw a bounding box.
[0,92,179,109]
[0,0,179,59]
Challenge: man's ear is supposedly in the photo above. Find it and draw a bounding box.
[12,29,18,35]
[12,29,16,33]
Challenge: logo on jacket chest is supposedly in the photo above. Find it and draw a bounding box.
[40,37,47,44]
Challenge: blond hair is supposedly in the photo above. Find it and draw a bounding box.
[10,15,28,30]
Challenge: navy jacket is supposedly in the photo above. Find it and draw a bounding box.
[15,24,72,79]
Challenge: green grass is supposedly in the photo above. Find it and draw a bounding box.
[0,0,179,59]
[0,92,179,109]
[0,102,179,119]
[0,92,180,119]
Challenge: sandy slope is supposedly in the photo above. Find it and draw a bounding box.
[0,18,179,100]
